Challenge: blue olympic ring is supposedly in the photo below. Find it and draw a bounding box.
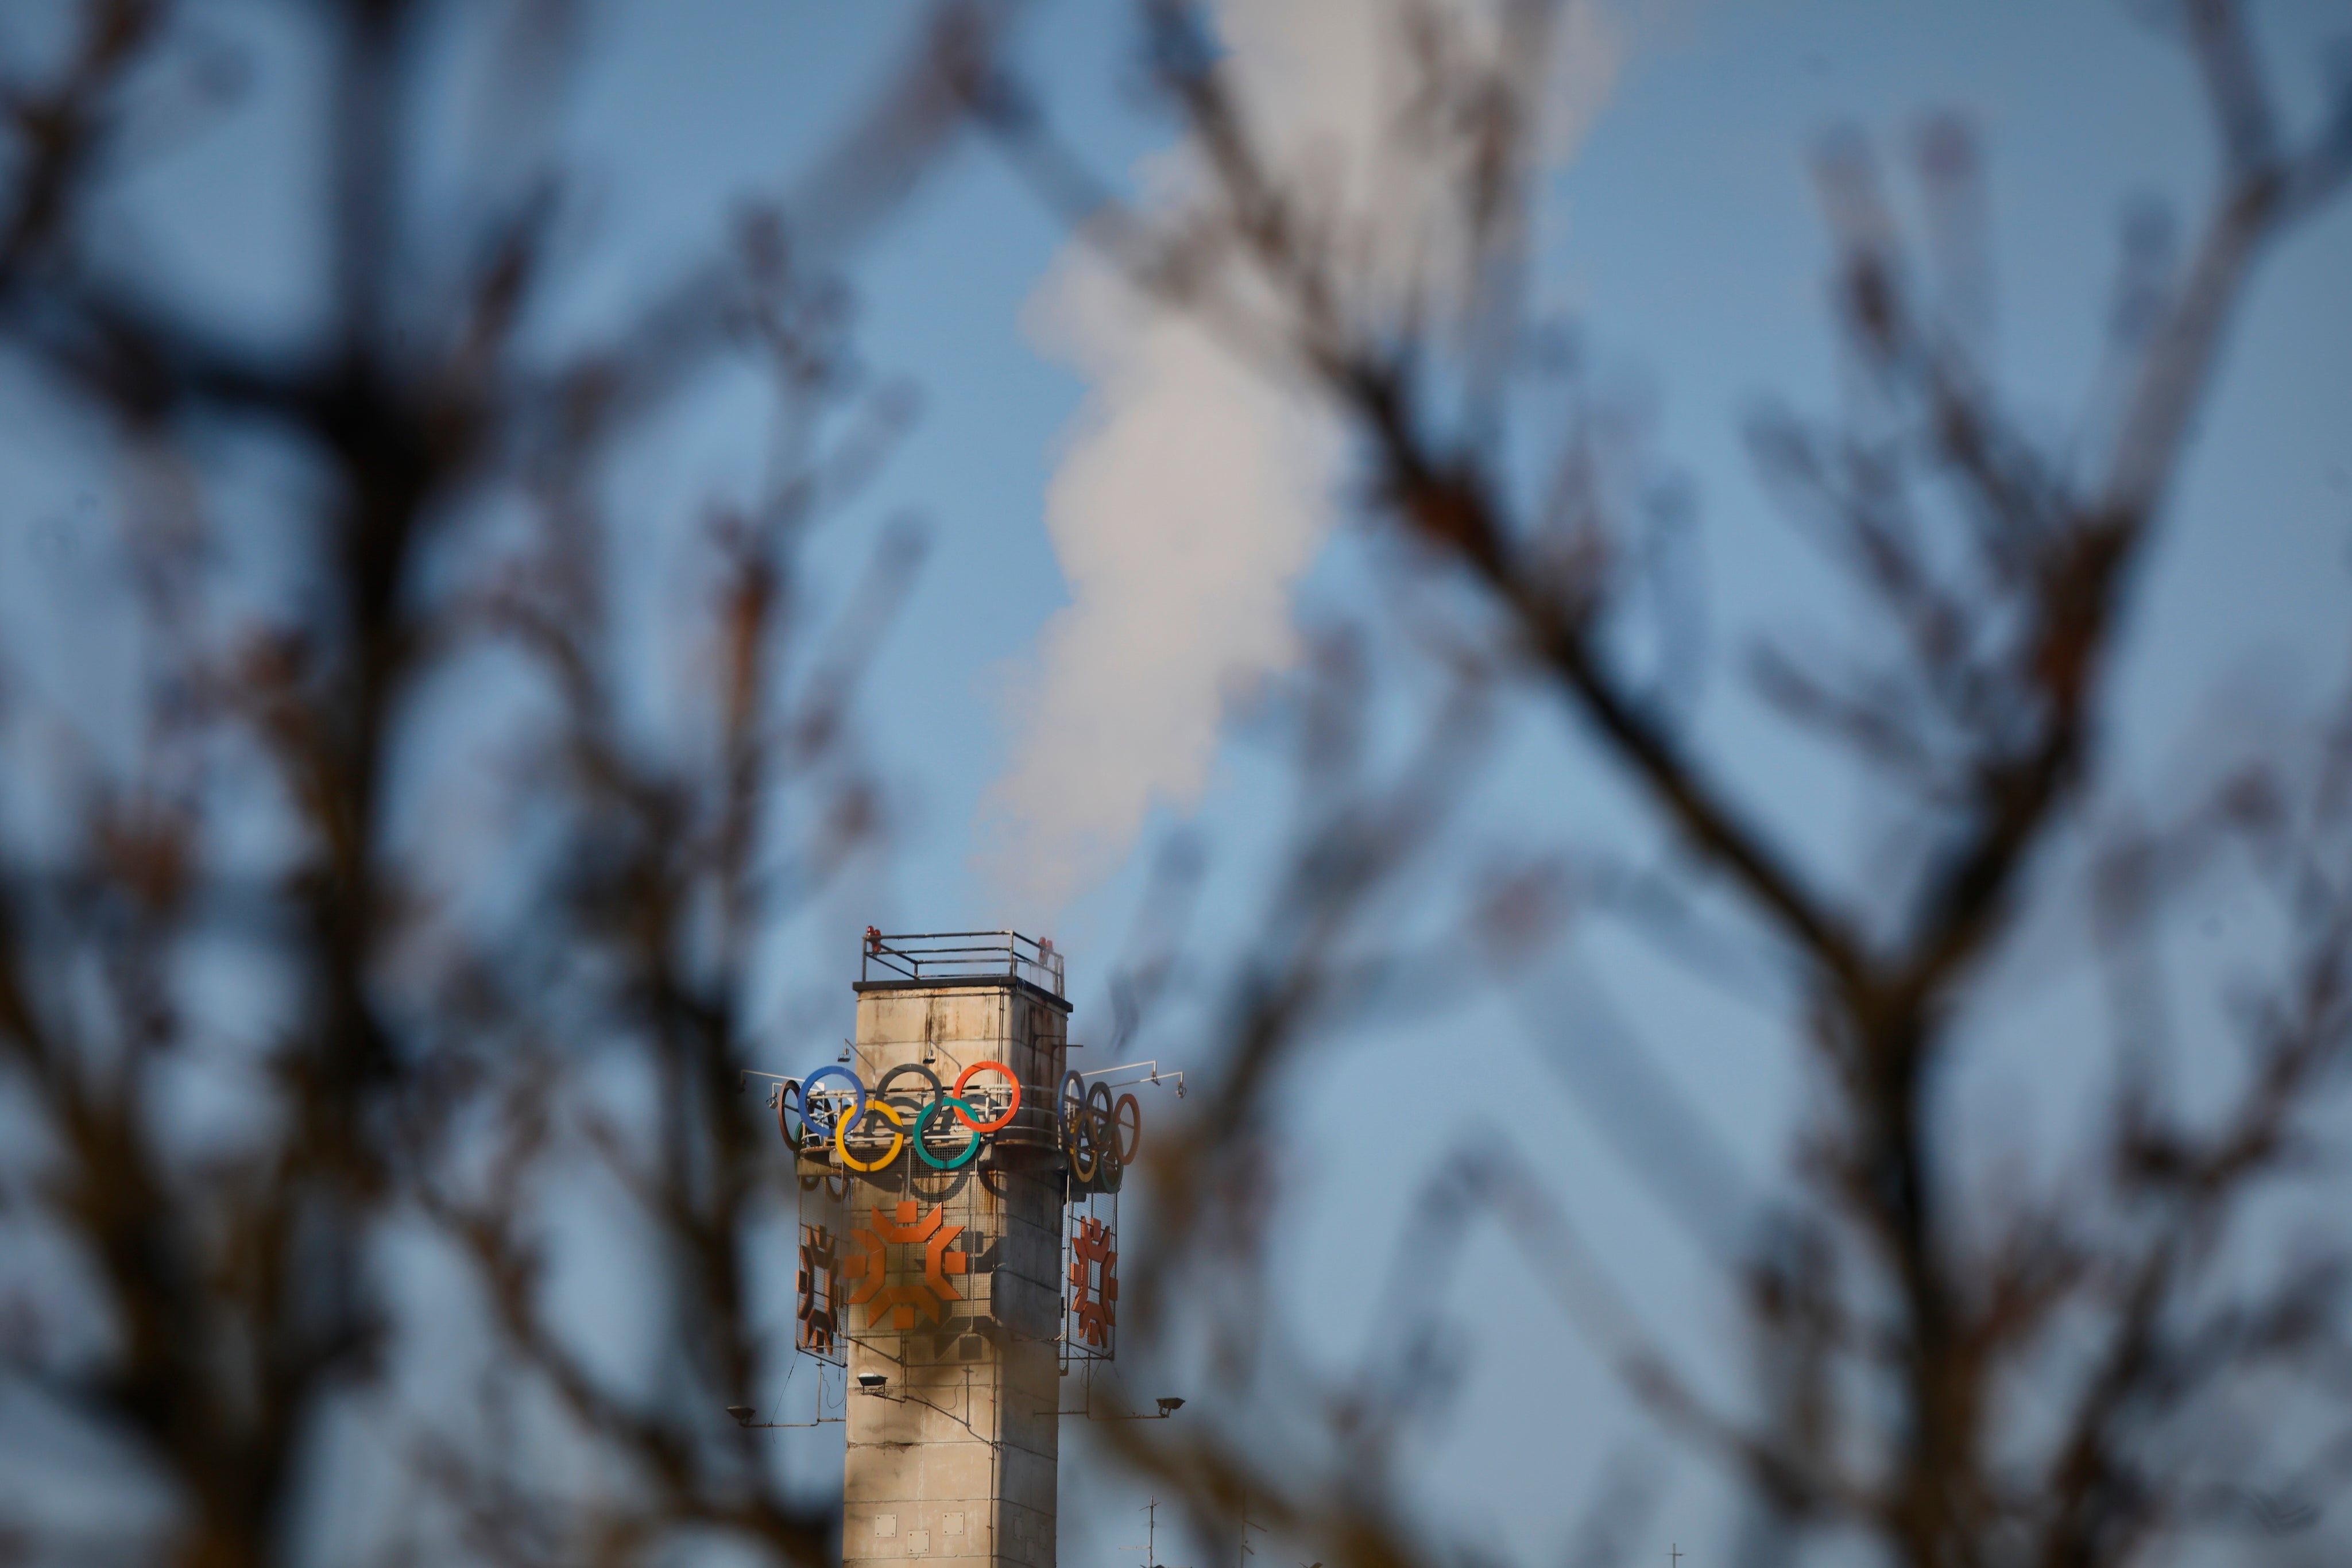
[797,1065,866,1135]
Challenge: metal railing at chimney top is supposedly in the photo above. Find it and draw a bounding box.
[859,930,1065,997]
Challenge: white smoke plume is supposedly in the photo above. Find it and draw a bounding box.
[977,0,1621,922]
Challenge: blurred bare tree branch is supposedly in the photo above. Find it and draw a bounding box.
[5,3,2347,1568]
[0,2,1013,1564]
[976,2,2352,1565]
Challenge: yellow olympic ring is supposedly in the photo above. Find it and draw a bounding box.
[1067,1112,1099,1183]
[835,1098,906,1172]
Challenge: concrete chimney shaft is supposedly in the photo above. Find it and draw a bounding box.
[829,970,1071,1568]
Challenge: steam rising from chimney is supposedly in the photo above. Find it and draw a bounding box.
[977,0,1620,921]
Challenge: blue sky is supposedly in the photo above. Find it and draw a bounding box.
[706,6,2346,1563]
[624,0,2352,957]
[541,2,2352,1559]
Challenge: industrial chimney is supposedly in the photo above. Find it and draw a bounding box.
[785,931,1132,1568]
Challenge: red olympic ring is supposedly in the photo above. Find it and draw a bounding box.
[778,1079,804,1151]
[1113,1092,1142,1165]
[951,1059,1022,1133]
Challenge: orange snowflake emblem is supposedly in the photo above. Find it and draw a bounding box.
[796,1223,842,1357]
[1069,1216,1116,1349]
[842,1199,970,1331]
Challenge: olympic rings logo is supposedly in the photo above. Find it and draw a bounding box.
[779,1060,1024,1174]
[1056,1070,1142,1193]
[776,1059,1143,1190]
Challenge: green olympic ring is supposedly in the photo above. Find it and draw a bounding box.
[915,1094,985,1170]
